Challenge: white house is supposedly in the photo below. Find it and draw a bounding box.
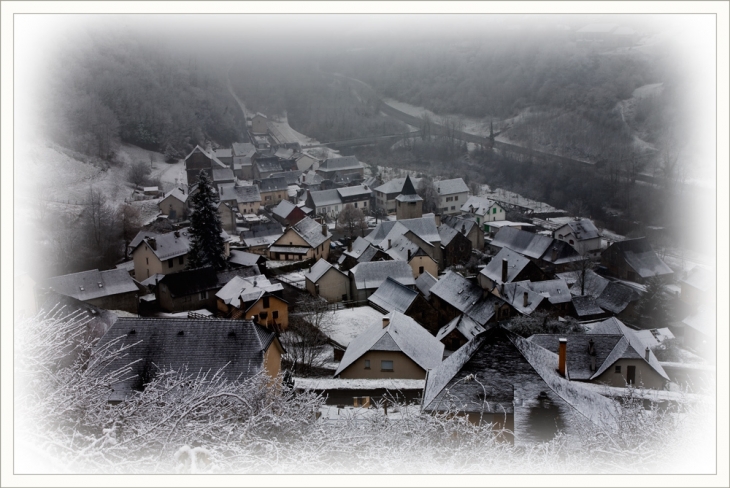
[553,218,602,255]
[460,196,506,229]
[435,178,469,215]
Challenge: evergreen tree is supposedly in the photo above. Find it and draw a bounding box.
[187,170,228,270]
[636,276,670,328]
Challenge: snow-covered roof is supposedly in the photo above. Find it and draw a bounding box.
[368,277,419,314]
[572,296,605,317]
[633,328,675,349]
[184,145,228,169]
[308,189,342,207]
[437,224,462,246]
[500,282,544,315]
[594,281,640,314]
[556,218,601,241]
[604,238,673,279]
[215,275,283,306]
[435,178,469,195]
[374,176,423,195]
[269,171,302,186]
[232,142,256,157]
[272,200,298,219]
[228,250,264,267]
[350,261,415,290]
[523,279,572,305]
[131,228,191,260]
[214,148,232,159]
[255,160,284,174]
[305,258,340,283]
[318,156,363,173]
[415,271,438,299]
[460,196,499,216]
[441,214,479,236]
[491,227,582,265]
[480,247,532,285]
[368,216,441,247]
[258,177,288,193]
[429,271,498,325]
[44,268,138,302]
[295,377,425,391]
[335,311,444,377]
[436,315,485,342]
[218,183,261,204]
[325,306,385,348]
[384,234,425,262]
[337,184,372,199]
[162,187,188,204]
[290,217,331,248]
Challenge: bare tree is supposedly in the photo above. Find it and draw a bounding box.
[127,161,152,188]
[468,181,481,197]
[571,252,598,297]
[280,297,335,376]
[119,204,143,258]
[336,204,368,238]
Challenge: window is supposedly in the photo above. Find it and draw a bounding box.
[454,196,459,201]
[199,290,208,300]
[272,311,279,319]
[364,360,371,369]
[179,256,184,265]
[168,259,174,268]
[493,208,497,214]
[419,266,424,274]
[265,196,271,201]
[262,296,270,308]
[381,360,394,372]
[146,257,149,265]
[451,206,455,210]
[558,234,563,239]
[569,239,574,245]
[614,366,621,373]
[363,201,367,207]
[354,202,358,208]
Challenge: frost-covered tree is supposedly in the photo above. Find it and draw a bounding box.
[187,170,227,270]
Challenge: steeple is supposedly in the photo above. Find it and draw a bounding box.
[401,174,418,195]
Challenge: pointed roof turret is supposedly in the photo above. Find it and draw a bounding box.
[401,174,418,195]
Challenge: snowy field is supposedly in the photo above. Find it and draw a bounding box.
[325,306,383,347]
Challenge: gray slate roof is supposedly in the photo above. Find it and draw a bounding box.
[559,219,601,241]
[441,214,478,236]
[415,271,438,299]
[45,269,138,302]
[162,187,188,204]
[367,217,441,247]
[232,142,256,157]
[319,156,363,173]
[429,271,498,325]
[305,258,338,283]
[184,145,228,169]
[572,296,606,317]
[605,238,673,278]
[437,225,461,246]
[308,189,342,207]
[528,334,623,381]
[460,196,498,216]
[350,261,415,290]
[94,317,278,400]
[481,248,532,285]
[269,171,302,186]
[500,282,544,315]
[368,277,419,314]
[216,275,283,305]
[435,178,469,195]
[334,311,444,376]
[385,234,424,262]
[523,279,572,305]
[272,200,298,219]
[337,184,373,199]
[594,281,640,314]
[290,217,331,248]
[255,160,284,174]
[229,250,265,267]
[374,176,423,195]
[436,314,485,342]
[218,183,261,204]
[491,227,582,265]
[214,148,233,159]
[258,177,289,193]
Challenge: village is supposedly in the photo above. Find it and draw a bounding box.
[16,102,716,447]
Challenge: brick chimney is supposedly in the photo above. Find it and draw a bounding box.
[502,258,508,283]
[558,338,567,377]
[382,316,390,328]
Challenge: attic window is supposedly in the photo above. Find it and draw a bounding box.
[177,330,184,336]
[228,331,236,338]
[128,329,136,335]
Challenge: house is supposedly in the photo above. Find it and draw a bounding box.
[130,227,231,280]
[218,183,261,215]
[395,175,423,220]
[94,317,285,401]
[304,259,351,303]
[422,325,621,444]
[478,247,546,290]
[251,113,269,135]
[441,214,484,250]
[489,226,583,272]
[241,222,285,255]
[254,159,284,180]
[415,271,438,300]
[367,277,438,333]
[232,142,256,179]
[299,170,325,191]
[460,196,506,229]
[155,267,259,313]
[429,271,507,326]
[366,216,443,268]
[268,217,331,262]
[184,145,229,186]
[601,238,673,284]
[158,187,188,221]
[216,275,288,329]
[521,279,572,314]
[435,314,486,352]
[553,218,602,256]
[374,176,423,214]
[529,317,670,390]
[43,268,140,314]
[384,234,438,279]
[483,220,536,239]
[295,152,319,172]
[349,260,416,303]
[633,328,675,350]
[271,199,307,226]
[435,178,469,215]
[213,148,233,166]
[316,156,364,180]
[337,236,391,272]
[680,266,714,308]
[268,170,302,187]
[438,224,472,269]
[305,189,342,218]
[258,177,289,206]
[216,200,239,233]
[334,311,444,380]
[337,184,373,213]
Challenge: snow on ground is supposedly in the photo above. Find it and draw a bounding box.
[326,306,383,347]
[295,377,425,391]
[266,260,301,270]
[317,404,421,422]
[485,188,564,214]
[277,271,306,290]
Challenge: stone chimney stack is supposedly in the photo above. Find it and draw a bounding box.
[502,259,508,283]
[388,239,392,249]
[558,338,567,377]
[645,347,651,361]
[382,316,390,328]
[322,223,327,236]
[523,291,529,308]
[347,240,353,252]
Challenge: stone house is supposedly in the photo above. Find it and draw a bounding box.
[460,196,506,229]
[349,260,416,303]
[384,234,438,279]
[438,224,473,269]
[441,214,484,251]
[184,145,229,186]
[367,277,438,334]
[258,177,289,206]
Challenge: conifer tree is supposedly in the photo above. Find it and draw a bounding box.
[187,170,227,270]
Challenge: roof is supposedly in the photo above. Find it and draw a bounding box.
[258,177,289,193]
[594,281,640,314]
[523,279,572,305]
[492,227,582,265]
[604,238,673,278]
[214,148,232,159]
[184,145,228,169]
[269,245,310,254]
[441,214,478,236]
[350,261,415,290]
[131,228,191,260]
[566,269,610,297]
[44,269,138,302]
[334,311,444,376]
[481,248,533,285]
[308,189,342,207]
[460,196,498,216]
[337,185,373,199]
[429,271,498,325]
[633,328,675,349]
[228,250,265,267]
[415,271,438,299]
[436,314,485,342]
[500,282,544,315]
[572,296,606,317]
[368,277,419,314]
[367,216,441,247]
[437,225,461,246]
[218,183,261,204]
[232,142,256,157]
[215,275,283,306]
[400,175,418,196]
[681,266,714,292]
[272,200,298,219]
[157,266,221,297]
[421,326,621,433]
[301,171,324,186]
[94,317,278,400]
[557,219,601,241]
[295,377,425,391]
[255,160,284,174]
[290,217,331,248]
[374,176,423,195]
[384,234,425,262]
[586,317,669,381]
[305,259,341,283]
[435,178,469,195]
[318,156,363,173]
[528,334,623,381]
[269,171,302,186]
[162,187,188,204]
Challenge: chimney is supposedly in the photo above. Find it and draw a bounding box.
[558,338,567,377]
[347,240,352,252]
[434,213,441,226]
[322,223,327,236]
[523,291,529,308]
[461,223,467,235]
[382,317,390,328]
[148,237,157,251]
[174,230,180,238]
[501,259,508,283]
[551,247,558,262]
[645,347,650,361]
[407,249,412,260]
[388,239,392,249]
